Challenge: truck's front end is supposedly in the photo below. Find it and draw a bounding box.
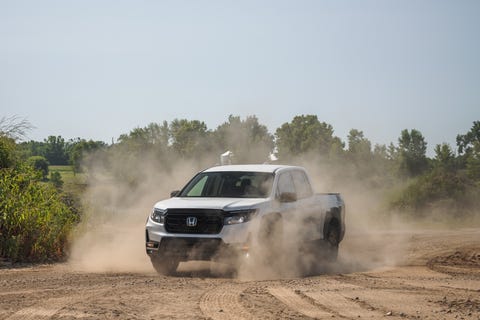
[145,166,276,274]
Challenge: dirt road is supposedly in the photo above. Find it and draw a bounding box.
[1,228,479,320]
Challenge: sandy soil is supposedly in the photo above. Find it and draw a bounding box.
[0,228,479,320]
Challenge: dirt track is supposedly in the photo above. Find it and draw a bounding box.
[1,228,479,320]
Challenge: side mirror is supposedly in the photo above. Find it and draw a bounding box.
[170,190,180,197]
[279,192,297,203]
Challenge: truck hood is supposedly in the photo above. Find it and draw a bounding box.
[153,197,268,211]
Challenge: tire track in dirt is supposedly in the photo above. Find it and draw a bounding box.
[267,278,426,319]
[5,288,109,320]
[326,267,480,318]
[338,266,480,292]
[300,290,384,319]
[200,283,254,320]
[6,296,86,320]
[267,286,333,319]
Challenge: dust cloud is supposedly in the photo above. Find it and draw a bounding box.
[232,155,414,280]
[296,156,416,274]
[68,154,211,273]
[68,146,471,278]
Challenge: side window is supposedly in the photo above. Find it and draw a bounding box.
[292,170,313,199]
[277,172,295,197]
[186,175,208,196]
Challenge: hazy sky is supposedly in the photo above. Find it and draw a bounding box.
[1,0,479,154]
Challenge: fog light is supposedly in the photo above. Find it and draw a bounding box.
[146,242,158,249]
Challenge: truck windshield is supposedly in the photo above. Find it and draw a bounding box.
[179,171,274,198]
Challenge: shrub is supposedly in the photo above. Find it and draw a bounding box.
[50,170,64,189]
[0,165,77,262]
[0,136,17,169]
[389,168,479,216]
[26,156,49,180]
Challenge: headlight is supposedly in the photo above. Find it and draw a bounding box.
[224,209,257,225]
[150,208,166,224]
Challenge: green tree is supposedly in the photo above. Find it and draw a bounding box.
[390,124,480,216]
[433,143,456,171]
[329,136,346,160]
[275,115,338,160]
[70,139,107,173]
[17,140,46,160]
[465,143,480,180]
[347,129,372,162]
[108,122,173,185]
[44,136,69,165]
[213,115,274,163]
[26,156,50,180]
[169,119,210,157]
[0,116,32,168]
[344,129,379,180]
[397,129,429,177]
[456,121,480,155]
[373,144,388,159]
[372,144,395,182]
[0,136,17,169]
[456,121,480,180]
[118,122,169,148]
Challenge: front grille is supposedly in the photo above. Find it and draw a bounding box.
[165,209,224,234]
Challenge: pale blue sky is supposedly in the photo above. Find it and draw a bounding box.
[1,0,479,154]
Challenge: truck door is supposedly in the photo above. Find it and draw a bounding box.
[274,171,297,245]
[291,170,321,241]
[276,171,296,213]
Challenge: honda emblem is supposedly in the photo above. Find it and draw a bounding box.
[186,216,197,227]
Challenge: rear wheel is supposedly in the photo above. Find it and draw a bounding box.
[324,226,340,262]
[150,256,179,276]
[305,224,340,275]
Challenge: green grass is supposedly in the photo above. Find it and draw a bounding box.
[49,165,75,181]
[49,165,87,195]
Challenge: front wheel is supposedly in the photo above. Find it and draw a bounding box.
[257,215,283,265]
[150,256,179,276]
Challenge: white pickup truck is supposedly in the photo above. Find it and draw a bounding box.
[145,164,345,275]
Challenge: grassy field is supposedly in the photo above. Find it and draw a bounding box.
[49,165,87,194]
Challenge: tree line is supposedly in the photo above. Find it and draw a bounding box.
[18,115,480,212]
[14,115,444,173]
[24,115,480,209]
[1,115,479,262]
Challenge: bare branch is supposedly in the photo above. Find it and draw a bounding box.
[0,115,35,141]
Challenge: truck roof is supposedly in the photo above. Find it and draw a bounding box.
[202,164,298,173]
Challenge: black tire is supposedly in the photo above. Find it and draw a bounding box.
[301,225,340,276]
[324,226,340,262]
[150,256,179,276]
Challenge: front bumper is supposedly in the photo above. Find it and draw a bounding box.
[146,236,249,261]
[145,217,252,261]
